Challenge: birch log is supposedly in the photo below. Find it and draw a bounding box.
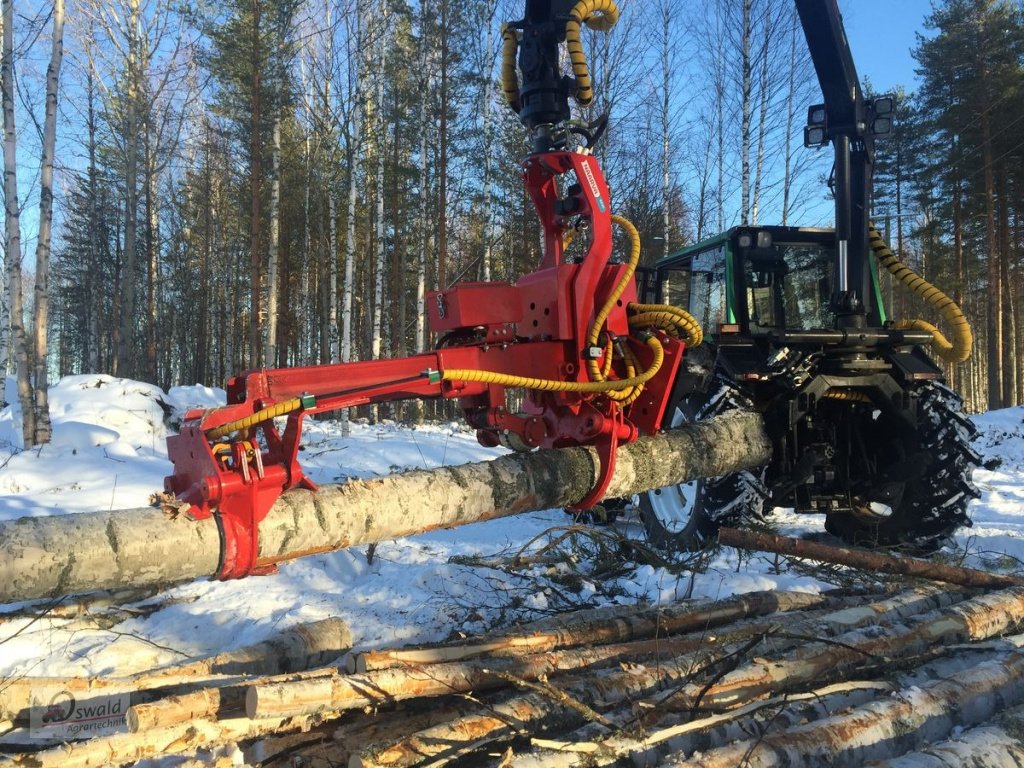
[247,592,829,719]
[656,586,1024,711]
[350,588,965,768]
[662,650,1024,768]
[0,617,350,723]
[0,411,770,603]
[346,589,832,673]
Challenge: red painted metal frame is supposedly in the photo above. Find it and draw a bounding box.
[164,150,683,580]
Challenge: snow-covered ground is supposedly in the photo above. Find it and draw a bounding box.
[0,372,1022,686]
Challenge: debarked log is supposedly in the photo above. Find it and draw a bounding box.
[0,410,771,603]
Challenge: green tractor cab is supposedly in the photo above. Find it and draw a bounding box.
[639,226,979,552]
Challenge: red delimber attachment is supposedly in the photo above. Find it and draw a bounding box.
[162,148,685,581]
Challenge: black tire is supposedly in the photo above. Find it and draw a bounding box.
[823,381,980,552]
[639,371,769,551]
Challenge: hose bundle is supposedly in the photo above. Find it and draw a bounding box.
[501,0,620,112]
[868,223,973,364]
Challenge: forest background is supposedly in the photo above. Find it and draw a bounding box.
[0,0,1021,447]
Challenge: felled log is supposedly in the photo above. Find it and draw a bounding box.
[246,699,486,767]
[247,592,829,720]
[0,617,349,724]
[349,587,963,768]
[345,589,830,673]
[718,527,1024,589]
[0,411,770,603]
[511,681,896,768]
[3,711,342,768]
[661,650,1024,768]
[655,586,1024,712]
[135,593,822,731]
[865,726,1024,768]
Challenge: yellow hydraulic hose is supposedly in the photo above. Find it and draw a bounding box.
[628,303,703,347]
[501,0,619,112]
[444,213,666,398]
[206,397,305,440]
[441,333,664,394]
[565,0,620,106]
[500,24,521,111]
[868,223,973,364]
[587,214,641,360]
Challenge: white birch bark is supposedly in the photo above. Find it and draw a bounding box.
[341,3,362,368]
[322,0,340,366]
[739,0,753,225]
[29,0,64,445]
[370,6,387,364]
[2,0,34,446]
[265,118,281,368]
[750,0,773,226]
[117,0,142,378]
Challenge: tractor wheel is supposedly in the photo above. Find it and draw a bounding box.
[823,381,980,552]
[639,370,769,551]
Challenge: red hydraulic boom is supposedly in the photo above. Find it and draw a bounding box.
[164,0,698,581]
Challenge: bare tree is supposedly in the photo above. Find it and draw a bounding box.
[30,0,65,444]
[2,0,34,444]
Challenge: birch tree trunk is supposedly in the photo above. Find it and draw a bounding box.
[750,0,773,226]
[341,3,362,368]
[323,0,339,365]
[2,0,34,446]
[265,118,281,368]
[738,0,753,225]
[370,9,386,364]
[29,0,63,446]
[0,410,770,603]
[116,0,142,379]
[415,3,430,355]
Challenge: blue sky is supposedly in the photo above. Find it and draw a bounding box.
[840,0,935,93]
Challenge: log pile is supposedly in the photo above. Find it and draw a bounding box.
[6,532,1024,767]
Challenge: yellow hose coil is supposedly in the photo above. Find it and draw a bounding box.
[868,223,972,364]
[501,0,619,112]
[442,333,663,394]
[206,397,304,440]
[566,0,620,106]
[628,303,704,347]
[500,24,521,111]
[585,214,642,397]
